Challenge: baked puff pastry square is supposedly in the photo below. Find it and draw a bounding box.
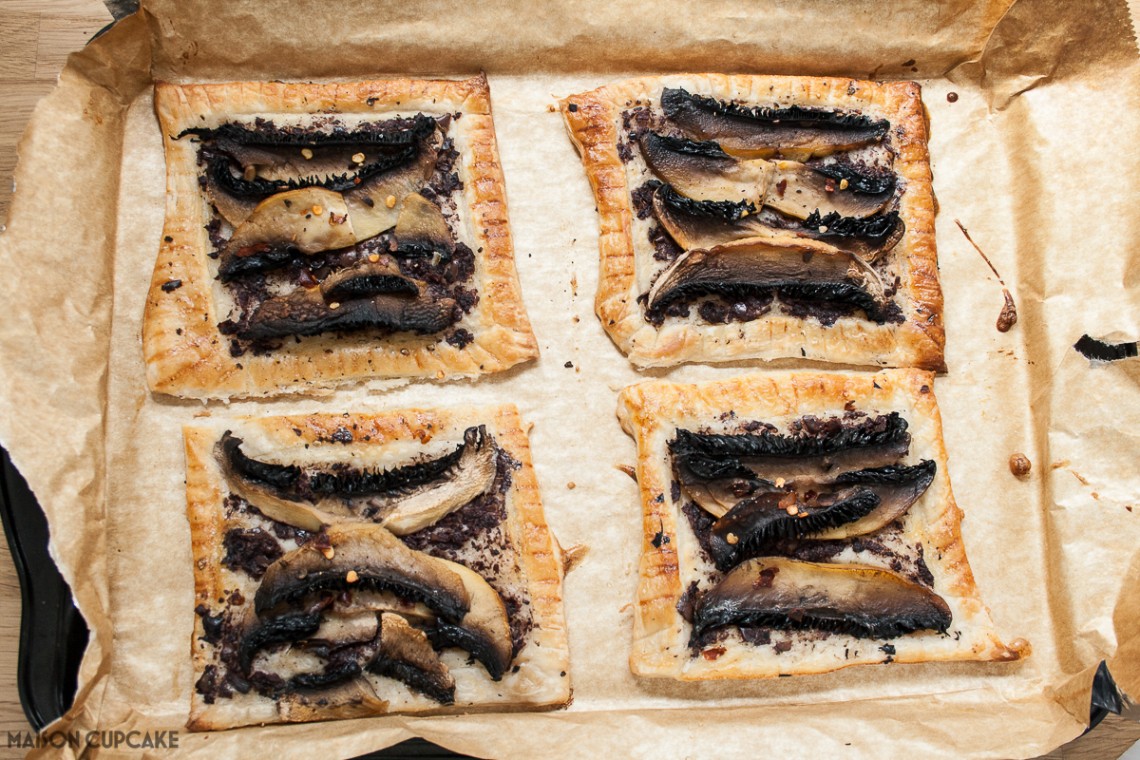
[146,75,537,399]
[616,370,1025,680]
[561,75,944,371]
[184,406,569,730]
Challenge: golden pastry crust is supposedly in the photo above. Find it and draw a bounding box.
[146,75,537,400]
[184,405,569,730]
[616,370,1023,680]
[561,74,944,371]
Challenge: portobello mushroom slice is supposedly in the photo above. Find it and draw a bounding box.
[343,136,440,241]
[187,117,436,222]
[219,426,497,535]
[639,132,773,207]
[222,187,357,259]
[427,558,514,680]
[369,613,456,704]
[236,288,457,342]
[661,87,889,161]
[645,237,887,319]
[691,557,952,640]
[812,460,936,539]
[676,454,934,529]
[288,613,386,690]
[238,610,324,674]
[393,192,455,260]
[669,414,911,483]
[765,161,894,220]
[653,185,903,261]
[319,258,418,303]
[800,210,905,262]
[653,185,807,251]
[707,489,881,569]
[254,523,470,623]
[328,589,437,625]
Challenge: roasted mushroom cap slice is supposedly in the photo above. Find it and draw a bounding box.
[692,557,952,640]
[394,192,456,260]
[369,613,456,704]
[765,161,894,220]
[319,258,419,303]
[238,610,324,674]
[707,489,881,569]
[676,454,933,538]
[675,455,774,518]
[646,237,886,318]
[374,426,498,536]
[343,136,440,241]
[661,87,889,161]
[237,288,456,342]
[639,132,772,207]
[653,185,805,252]
[670,415,911,483]
[255,523,471,623]
[427,559,513,680]
[653,186,903,262]
[289,613,386,690]
[189,117,437,227]
[812,460,936,539]
[800,210,905,262]
[331,589,437,625]
[223,187,357,259]
[219,426,497,535]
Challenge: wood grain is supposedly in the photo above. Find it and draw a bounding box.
[0,2,1135,758]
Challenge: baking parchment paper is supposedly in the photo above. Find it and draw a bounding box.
[0,0,1137,756]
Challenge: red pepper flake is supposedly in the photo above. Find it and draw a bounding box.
[701,646,726,661]
[775,179,788,197]
[297,269,318,289]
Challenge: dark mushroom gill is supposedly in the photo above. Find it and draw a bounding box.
[645,237,887,321]
[254,523,471,622]
[691,557,953,641]
[707,489,882,569]
[219,426,497,535]
[661,87,889,161]
[669,413,911,483]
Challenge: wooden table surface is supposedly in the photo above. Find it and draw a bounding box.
[0,2,1136,758]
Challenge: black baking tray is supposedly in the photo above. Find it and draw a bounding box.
[0,446,1122,756]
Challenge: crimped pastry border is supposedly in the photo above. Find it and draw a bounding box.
[146,74,537,400]
[184,405,569,730]
[616,370,1022,680]
[561,74,944,371]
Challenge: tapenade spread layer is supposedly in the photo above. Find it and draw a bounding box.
[562,75,944,370]
[184,407,569,730]
[146,76,536,399]
[617,370,1024,680]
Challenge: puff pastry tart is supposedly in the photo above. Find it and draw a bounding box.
[146,75,537,399]
[617,370,1025,680]
[184,406,569,729]
[561,75,944,371]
